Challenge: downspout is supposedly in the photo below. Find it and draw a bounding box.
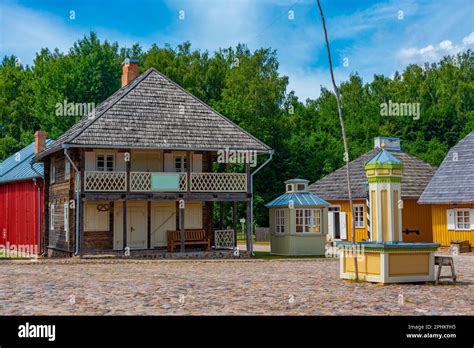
[63,146,80,256]
[249,149,274,256]
[30,164,43,256]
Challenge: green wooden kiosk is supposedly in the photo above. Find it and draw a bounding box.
[266,179,330,256]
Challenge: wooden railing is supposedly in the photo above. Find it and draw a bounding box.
[130,172,187,192]
[84,171,246,193]
[190,173,247,192]
[84,171,127,192]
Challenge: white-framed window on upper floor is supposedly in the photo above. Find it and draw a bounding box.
[354,204,365,228]
[50,158,56,184]
[275,209,285,234]
[96,154,114,172]
[296,208,321,233]
[174,156,188,173]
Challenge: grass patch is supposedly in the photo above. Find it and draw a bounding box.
[252,251,326,260]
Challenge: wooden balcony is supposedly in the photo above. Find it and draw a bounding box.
[84,171,247,193]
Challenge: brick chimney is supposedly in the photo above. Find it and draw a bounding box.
[121,58,139,87]
[34,131,47,154]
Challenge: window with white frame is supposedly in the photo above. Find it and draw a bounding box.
[275,209,285,234]
[456,209,470,230]
[65,159,70,180]
[174,156,187,172]
[64,203,69,241]
[328,206,341,212]
[96,154,114,171]
[354,204,365,228]
[50,204,55,230]
[296,209,321,233]
[50,158,56,184]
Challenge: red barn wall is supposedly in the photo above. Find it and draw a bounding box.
[0,180,43,254]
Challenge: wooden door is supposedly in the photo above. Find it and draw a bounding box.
[151,202,176,247]
[127,202,147,249]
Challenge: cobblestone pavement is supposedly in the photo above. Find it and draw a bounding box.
[0,255,472,315]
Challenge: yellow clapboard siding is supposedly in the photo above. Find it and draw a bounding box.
[431,204,474,246]
[328,199,433,243]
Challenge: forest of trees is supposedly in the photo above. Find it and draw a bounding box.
[1,33,473,226]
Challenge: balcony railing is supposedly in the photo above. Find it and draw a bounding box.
[84,171,127,192]
[190,173,247,192]
[83,171,247,193]
[130,172,187,192]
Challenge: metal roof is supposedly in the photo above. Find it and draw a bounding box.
[0,140,53,183]
[366,149,401,165]
[418,131,474,204]
[266,192,329,208]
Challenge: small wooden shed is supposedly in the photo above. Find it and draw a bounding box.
[266,179,329,256]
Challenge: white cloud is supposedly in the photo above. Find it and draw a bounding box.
[397,31,474,63]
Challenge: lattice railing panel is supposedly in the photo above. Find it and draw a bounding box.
[130,172,151,191]
[179,173,187,191]
[84,171,127,192]
[190,173,247,192]
[214,229,235,249]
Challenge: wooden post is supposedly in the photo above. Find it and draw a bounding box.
[126,149,131,192]
[186,151,191,192]
[245,161,253,254]
[43,158,50,256]
[246,200,252,254]
[123,200,127,251]
[79,149,85,256]
[179,200,185,252]
[147,201,151,249]
[233,201,238,247]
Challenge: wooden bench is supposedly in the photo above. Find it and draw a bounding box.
[435,256,456,285]
[167,229,210,252]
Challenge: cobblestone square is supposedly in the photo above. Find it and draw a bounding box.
[1,256,472,315]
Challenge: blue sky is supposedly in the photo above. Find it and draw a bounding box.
[1,0,473,100]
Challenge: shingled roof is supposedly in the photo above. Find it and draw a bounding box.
[309,149,437,200]
[35,68,270,160]
[418,131,474,204]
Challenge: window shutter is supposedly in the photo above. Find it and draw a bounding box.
[328,212,334,239]
[85,152,95,171]
[447,209,455,230]
[50,205,55,230]
[164,153,174,172]
[470,209,474,230]
[340,212,347,240]
[50,160,56,184]
[64,204,69,241]
[192,154,202,172]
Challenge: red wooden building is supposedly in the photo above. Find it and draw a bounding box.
[0,132,51,256]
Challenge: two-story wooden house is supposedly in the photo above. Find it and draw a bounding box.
[33,59,271,257]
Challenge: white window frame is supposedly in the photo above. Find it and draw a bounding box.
[295,208,322,234]
[50,158,56,184]
[354,204,365,228]
[96,153,115,172]
[275,209,285,234]
[455,209,471,230]
[174,155,188,173]
[328,205,341,212]
[65,159,70,180]
[64,203,69,241]
[50,204,55,230]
